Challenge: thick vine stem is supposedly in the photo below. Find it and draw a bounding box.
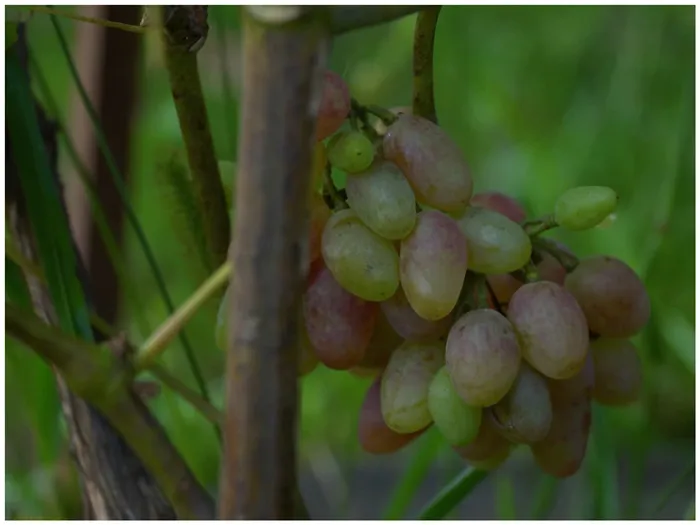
[329,6,425,35]
[412,6,441,123]
[218,6,328,519]
[161,6,230,270]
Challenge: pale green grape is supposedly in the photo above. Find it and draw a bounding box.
[380,341,445,434]
[554,186,618,231]
[345,160,416,240]
[455,206,532,274]
[322,209,400,301]
[327,130,375,174]
[428,367,482,446]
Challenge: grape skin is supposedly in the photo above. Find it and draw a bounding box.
[470,191,526,223]
[590,338,642,406]
[445,309,522,407]
[359,376,426,454]
[303,266,378,370]
[380,286,452,342]
[507,281,589,380]
[455,206,532,275]
[565,256,650,338]
[316,70,350,142]
[380,341,445,434]
[322,209,400,302]
[554,186,618,231]
[428,367,482,446]
[356,309,404,370]
[346,160,417,240]
[400,210,468,321]
[383,114,473,213]
[327,130,375,174]
[454,413,512,470]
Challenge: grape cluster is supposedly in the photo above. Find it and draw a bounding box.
[218,70,650,479]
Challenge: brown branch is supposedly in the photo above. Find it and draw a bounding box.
[218,6,329,519]
[412,6,442,123]
[330,6,425,35]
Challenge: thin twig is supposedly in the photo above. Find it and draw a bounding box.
[16,5,147,34]
[412,7,442,123]
[150,365,223,425]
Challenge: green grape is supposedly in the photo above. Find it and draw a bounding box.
[400,210,468,320]
[565,255,650,338]
[554,186,618,231]
[445,309,521,407]
[490,364,552,444]
[455,206,532,274]
[345,160,417,240]
[428,367,482,446]
[380,341,445,434]
[383,114,473,213]
[590,338,642,406]
[507,282,589,380]
[327,130,375,174]
[321,209,400,301]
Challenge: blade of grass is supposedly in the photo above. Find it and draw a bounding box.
[49,14,215,430]
[382,427,443,519]
[495,472,517,519]
[587,407,619,519]
[417,466,489,520]
[650,461,695,518]
[530,473,558,519]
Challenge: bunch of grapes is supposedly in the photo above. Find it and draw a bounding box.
[218,70,650,479]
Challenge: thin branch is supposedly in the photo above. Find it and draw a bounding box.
[150,365,222,425]
[162,6,230,269]
[412,6,442,123]
[218,6,329,519]
[16,5,147,34]
[330,6,425,35]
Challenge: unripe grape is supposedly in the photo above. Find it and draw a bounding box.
[590,338,642,406]
[428,367,482,446]
[446,309,522,407]
[346,160,417,240]
[565,256,650,338]
[455,206,532,275]
[490,364,552,444]
[327,130,375,174]
[380,286,452,342]
[455,413,512,469]
[322,209,400,301]
[359,376,426,454]
[554,186,618,231]
[400,211,468,320]
[380,341,445,434]
[383,114,473,213]
[507,282,589,380]
[303,266,378,370]
[316,70,350,141]
[470,191,526,223]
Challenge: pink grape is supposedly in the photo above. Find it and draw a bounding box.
[357,309,404,370]
[445,309,522,407]
[470,191,527,223]
[383,114,473,213]
[303,265,378,370]
[316,70,350,141]
[454,413,512,470]
[400,210,468,321]
[380,286,452,342]
[590,338,643,406]
[565,256,651,338]
[507,281,589,380]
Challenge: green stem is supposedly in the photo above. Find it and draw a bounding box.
[18,5,147,33]
[149,365,222,425]
[417,466,489,519]
[532,237,580,273]
[522,214,558,236]
[135,262,232,370]
[412,7,441,123]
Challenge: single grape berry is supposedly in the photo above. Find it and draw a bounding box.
[589,338,643,406]
[554,186,618,231]
[565,255,650,338]
[356,309,403,370]
[380,341,445,434]
[445,309,522,407]
[327,130,375,174]
[380,286,452,341]
[470,191,527,223]
[316,70,351,142]
[454,413,512,470]
[428,367,482,446]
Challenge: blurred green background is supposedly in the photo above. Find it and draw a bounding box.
[5,5,695,519]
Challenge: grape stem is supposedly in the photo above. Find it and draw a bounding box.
[322,163,349,211]
[412,7,442,123]
[522,214,558,236]
[532,237,580,273]
[352,98,399,127]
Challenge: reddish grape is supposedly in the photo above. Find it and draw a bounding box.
[446,309,522,407]
[565,256,651,338]
[316,70,350,141]
[454,413,512,470]
[590,338,642,406]
[508,282,589,380]
[357,309,403,370]
[383,114,473,213]
[470,191,527,223]
[359,376,426,454]
[380,286,452,342]
[303,266,378,370]
[400,210,468,320]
